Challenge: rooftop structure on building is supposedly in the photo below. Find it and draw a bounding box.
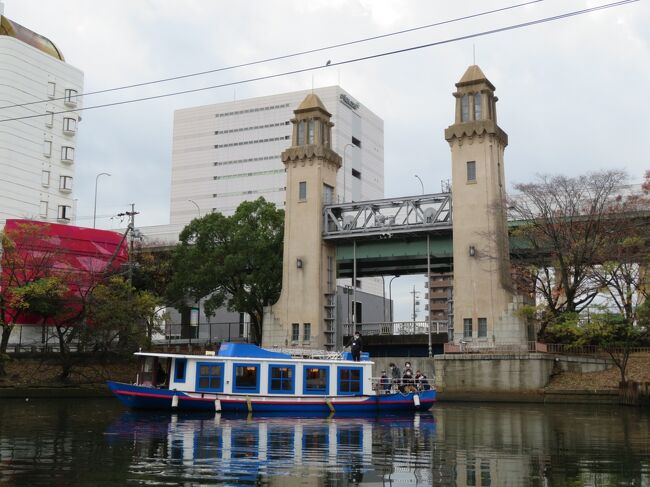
[0,5,84,226]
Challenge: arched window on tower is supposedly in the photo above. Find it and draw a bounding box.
[297,121,305,145]
[322,121,330,147]
[308,119,315,144]
[474,93,482,120]
[461,95,469,122]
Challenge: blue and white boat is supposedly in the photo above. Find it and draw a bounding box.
[107,343,435,414]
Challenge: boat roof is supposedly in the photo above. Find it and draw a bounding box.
[135,343,373,365]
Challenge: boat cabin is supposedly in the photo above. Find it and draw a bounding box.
[136,343,375,397]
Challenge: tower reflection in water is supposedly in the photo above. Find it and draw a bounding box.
[107,412,436,485]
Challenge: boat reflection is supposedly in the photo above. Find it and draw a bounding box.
[107,412,436,484]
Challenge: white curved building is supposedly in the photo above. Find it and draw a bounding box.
[0,3,83,225]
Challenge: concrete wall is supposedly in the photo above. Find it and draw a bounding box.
[433,354,612,393]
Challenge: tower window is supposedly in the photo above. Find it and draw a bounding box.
[297,121,305,145]
[308,120,315,144]
[322,122,329,147]
[461,94,469,122]
[478,318,487,337]
[474,93,482,120]
[466,161,476,182]
[291,323,299,342]
[299,181,307,201]
[463,318,473,338]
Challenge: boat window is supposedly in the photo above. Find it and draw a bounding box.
[338,367,362,395]
[233,363,260,393]
[196,362,224,392]
[269,364,295,394]
[174,359,187,383]
[304,366,329,395]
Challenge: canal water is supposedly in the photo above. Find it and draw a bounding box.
[0,398,648,486]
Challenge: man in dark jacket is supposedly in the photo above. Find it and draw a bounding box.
[349,332,363,361]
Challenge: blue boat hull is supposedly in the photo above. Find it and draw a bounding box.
[107,381,435,414]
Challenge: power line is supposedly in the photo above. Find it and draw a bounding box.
[0,0,638,124]
[0,0,543,112]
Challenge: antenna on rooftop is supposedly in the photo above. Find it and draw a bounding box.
[473,44,476,64]
[0,1,5,15]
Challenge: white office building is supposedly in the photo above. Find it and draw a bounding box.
[0,4,83,225]
[170,86,384,222]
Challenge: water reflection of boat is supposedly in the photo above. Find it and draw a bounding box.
[107,343,436,414]
[106,412,436,483]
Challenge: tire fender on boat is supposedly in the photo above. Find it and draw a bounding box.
[413,394,421,407]
[171,395,179,408]
[326,398,335,413]
[214,399,222,412]
[246,396,252,413]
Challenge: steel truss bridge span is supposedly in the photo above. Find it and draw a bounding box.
[323,192,451,240]
[323,193,453,279]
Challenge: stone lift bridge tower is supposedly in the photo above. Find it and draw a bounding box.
[263,66,526,351]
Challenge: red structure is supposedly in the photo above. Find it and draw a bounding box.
[1,219,129,326]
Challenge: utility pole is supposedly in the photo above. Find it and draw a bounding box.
[410,285,420,322]
[117,203,139,286]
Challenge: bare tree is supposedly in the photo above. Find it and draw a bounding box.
[507,170,631,336]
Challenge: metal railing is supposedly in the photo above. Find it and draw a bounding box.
[343,321,448,336]
[160,322,249,346]
[444,342,650,355]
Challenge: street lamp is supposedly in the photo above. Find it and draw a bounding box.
[342,143,358,203]
[388,275,400,322]
[414,174,425,195]
[93,172,111,228]
[188,199,201,217]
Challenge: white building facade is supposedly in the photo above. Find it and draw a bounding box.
[0,7,83,225]
[170,86,384,222]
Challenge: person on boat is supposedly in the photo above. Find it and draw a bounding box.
[380,370,391,394]
[348,331,363,361]
[156,362,167,388]
[402,362,416,392]
[389,362,401,391]
[415,370,431,391]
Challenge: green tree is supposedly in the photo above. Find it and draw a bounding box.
[169,198,284,345]
[85,276,165,352]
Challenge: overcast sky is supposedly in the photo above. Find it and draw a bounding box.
[4,0,649,320]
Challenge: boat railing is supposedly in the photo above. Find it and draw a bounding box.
[268,347,345,360]
[370,376,433,394]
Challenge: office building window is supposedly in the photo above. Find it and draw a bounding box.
[461,94,469,122]
[299,181,307,201]
[41,170,50,187]
[291,323,299,342]
[43,140,52,157]
[351,136,361,148]
[45,111,54,127]
[39,200,48,218]
[61,146,75,163]
[303,323,311,342]
[59,175,73,191]
[467,161,476,182]
[352,169,361,180]
[478,318,487,338]
[474,93,482,120]
[463,318,473,338]
[47,81,56,98]
[57,205,71,221]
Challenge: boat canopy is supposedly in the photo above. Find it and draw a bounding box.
[217,343,292,360]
